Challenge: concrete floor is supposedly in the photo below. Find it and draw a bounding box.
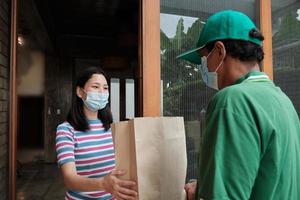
[16,149,65,200]
[17,162,65,200]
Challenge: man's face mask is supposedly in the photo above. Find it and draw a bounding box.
[81,89,109,111]
[199,48,223,90]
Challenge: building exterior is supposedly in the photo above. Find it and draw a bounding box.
[0,0,299,199]
[0,0,10,199]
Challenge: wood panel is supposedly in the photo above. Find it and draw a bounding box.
[44,56,73,163]
[140,0,160,116]
[260,0,273,80]
[9,0,18,199]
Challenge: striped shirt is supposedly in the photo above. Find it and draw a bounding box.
[56,119,116,200]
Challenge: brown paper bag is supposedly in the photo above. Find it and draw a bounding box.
[112,117,187,200]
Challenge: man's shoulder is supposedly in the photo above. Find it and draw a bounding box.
[211,84,248,105]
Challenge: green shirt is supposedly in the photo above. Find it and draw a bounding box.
[196,71,300,200]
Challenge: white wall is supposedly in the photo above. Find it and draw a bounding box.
[110,78,120,122]
[17,50,45,96]
[125,79,135,119]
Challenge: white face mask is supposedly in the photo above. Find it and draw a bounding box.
[199,48,223,90]
[82,90,109,111]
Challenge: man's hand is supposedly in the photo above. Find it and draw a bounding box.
[184,180,197,200]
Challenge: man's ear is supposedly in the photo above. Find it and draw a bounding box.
[215,41,226,60]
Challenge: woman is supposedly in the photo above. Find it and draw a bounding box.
[56,66,137,200]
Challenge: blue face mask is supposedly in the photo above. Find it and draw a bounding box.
[199,48,223,90]
[82,90,109,111]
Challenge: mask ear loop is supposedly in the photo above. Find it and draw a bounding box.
[81,88,87,94]
[214,60,223,73]
[80,88,88,101]
[204,47,217,72]
[214,47,226,73]
[206,47,216,59]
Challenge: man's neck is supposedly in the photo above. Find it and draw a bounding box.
[220,59,260,89]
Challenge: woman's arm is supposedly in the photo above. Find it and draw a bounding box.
[61,162,138,200]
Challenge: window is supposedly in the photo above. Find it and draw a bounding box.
[160,0,259,180]
[272,0,300,116]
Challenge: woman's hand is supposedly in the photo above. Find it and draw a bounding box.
[103,169,138,200]
[184,180,197,200]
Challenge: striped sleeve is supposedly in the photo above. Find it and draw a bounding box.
[56,123,75,167]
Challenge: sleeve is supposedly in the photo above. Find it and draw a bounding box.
[197,108,261,200]
[55,123,75,167]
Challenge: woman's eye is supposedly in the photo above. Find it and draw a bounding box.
[92,86,99,89]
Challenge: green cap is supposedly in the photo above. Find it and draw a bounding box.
[177,10,262,64]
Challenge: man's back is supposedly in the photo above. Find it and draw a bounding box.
[198,71,300,200]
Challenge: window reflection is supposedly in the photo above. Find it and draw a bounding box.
[160,0,258,180]
[272,0,300,116]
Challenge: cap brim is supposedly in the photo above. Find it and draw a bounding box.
[176,46,203,64]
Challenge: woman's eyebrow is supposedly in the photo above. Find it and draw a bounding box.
[92,82,108,87]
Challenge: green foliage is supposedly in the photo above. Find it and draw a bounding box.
[160,17,211,118]
[160,30,171,50]
[273,11,300,46]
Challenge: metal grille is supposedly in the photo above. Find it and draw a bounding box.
[160,0,258,180]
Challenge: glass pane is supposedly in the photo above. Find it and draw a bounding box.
[160,0,259,180]
[272,0,300,117]
[125,79,135,119]
[110,78,120,122]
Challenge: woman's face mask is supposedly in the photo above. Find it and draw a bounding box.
[199,48,223,90]
[82,89,109,111]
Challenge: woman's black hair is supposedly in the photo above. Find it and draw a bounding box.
[67,66,113,131]
[205,28,265,63]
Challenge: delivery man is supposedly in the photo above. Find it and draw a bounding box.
[178,10,300,200]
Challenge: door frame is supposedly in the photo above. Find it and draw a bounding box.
[260,0,273,79]
[8,0,273,199]
[9,0,18,199]
[139,0,161,116]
